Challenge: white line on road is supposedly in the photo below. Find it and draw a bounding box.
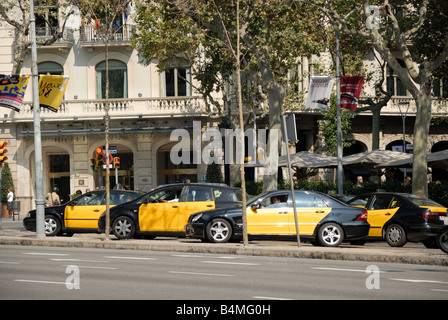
[24,252,69,256]
[103,256,156,261]
[50,258,109,263]
[312,267,388,273]
[390,278,448,285]
[62,264,117,270]
[201,261,260,266]
[14,279,66,285]
[0,261,19,264]
[253,296,293,300]
[169,271,235,277]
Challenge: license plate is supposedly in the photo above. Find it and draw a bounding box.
[440,216,448,225]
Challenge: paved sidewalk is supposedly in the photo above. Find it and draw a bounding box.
[1,219,447,266]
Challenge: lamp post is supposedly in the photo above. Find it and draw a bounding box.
[29,0,46,238]
[295,1,360,195]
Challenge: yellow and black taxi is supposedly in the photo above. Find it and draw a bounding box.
[347,192,448,247]
[186,190,369,246]
[23,190,143,236]
[97,183,243,239]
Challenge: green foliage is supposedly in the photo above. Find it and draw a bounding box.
[206,163,223,183]
[1,162,14,203]
[317,94,356,155]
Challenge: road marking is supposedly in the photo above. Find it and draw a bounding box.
[312,267,388,273]
[50,258,109,263]
[104,256,156,261]
[253,296,293,300]
[0,261,19,264]
[201,261,260,266]
[390,278,448,285]
[14,279,66,285]
[62,264,117,270]
[431,289,448,293]
[169,271,235,277]
[24,252,69,256]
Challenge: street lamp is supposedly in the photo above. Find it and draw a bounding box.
[295,1,360,195]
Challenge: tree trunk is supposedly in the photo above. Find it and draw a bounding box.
[412,83,432,197]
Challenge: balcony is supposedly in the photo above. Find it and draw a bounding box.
[9,96,213,124]
[79,24,134,51]
[25,26,74,52]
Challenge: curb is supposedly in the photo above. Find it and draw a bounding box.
[1,236,447,266]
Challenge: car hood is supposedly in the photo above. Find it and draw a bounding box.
[194,206,243,218]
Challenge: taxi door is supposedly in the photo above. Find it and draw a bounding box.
[176,186,215,231]
[138,187,183,232]
[247,193,291,235]
[292,192,331,235]
[64,193,105,229]
[366,195,399,237]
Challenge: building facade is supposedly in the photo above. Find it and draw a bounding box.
[0,3,447,217]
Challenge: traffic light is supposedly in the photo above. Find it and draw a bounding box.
[0,141,8,167]
[96,147,104,167]
[113,157,120,169]
[90,158,98,172]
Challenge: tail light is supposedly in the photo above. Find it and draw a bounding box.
[356,209,368,221]
[423,209,447,220]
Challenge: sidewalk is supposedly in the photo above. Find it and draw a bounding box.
[1,219,447,266]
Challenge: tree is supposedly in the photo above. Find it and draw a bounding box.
[1,162,14,203]
[329,0,448,197]
[132,0,325,192]
[0,0,77,74]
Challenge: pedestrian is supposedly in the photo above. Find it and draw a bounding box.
[6,187,14,218]
[356,176,363,187]
[45,187,61,207]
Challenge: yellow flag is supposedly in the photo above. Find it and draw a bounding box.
[38,75,70,112]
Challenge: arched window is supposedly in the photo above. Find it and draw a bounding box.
[38,61,63,75]
[95,60,128,99]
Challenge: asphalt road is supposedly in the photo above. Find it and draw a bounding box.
[1,245,447,301]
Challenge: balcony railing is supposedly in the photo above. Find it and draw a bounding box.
[79,24,134,43]
[11,96,213,122]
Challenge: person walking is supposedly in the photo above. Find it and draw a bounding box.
[6,188,14,218]
[45,187,61,207]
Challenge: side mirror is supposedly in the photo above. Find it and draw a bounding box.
[250,203,260,210]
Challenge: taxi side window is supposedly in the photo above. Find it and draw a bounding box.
[149,187,182,203]
[368,195,394,210]
[259,193,289,208]
[74,193,104,206]
[186,187,213,201]
[212,188,238,202]
[295,193,316,207]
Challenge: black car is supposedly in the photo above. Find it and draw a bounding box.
[98,183,243,239]
[23,190,143,236]
[347,192,448,247]
[186,190,369,247]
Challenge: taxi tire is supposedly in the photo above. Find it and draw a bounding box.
[317,223,343,247]
[436,228,448,254]
[206,218,232,243]
[45,215,61,236]
[385,224,406,247]
[112,216,136,239]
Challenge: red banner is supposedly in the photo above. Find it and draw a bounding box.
[340,76,364,111]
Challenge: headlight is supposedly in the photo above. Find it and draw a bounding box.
[191,213,203,223]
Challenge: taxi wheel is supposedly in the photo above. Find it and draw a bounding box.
[436,229,448,254]
[385,224,406,247]
[317,223,343,247]
[206,218,232,243]
[44,215,61,236]
[112,216,136,239]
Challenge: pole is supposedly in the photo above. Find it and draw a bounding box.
[30,0,46,238]
[282,115,300,246]
[335,26,344,195]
